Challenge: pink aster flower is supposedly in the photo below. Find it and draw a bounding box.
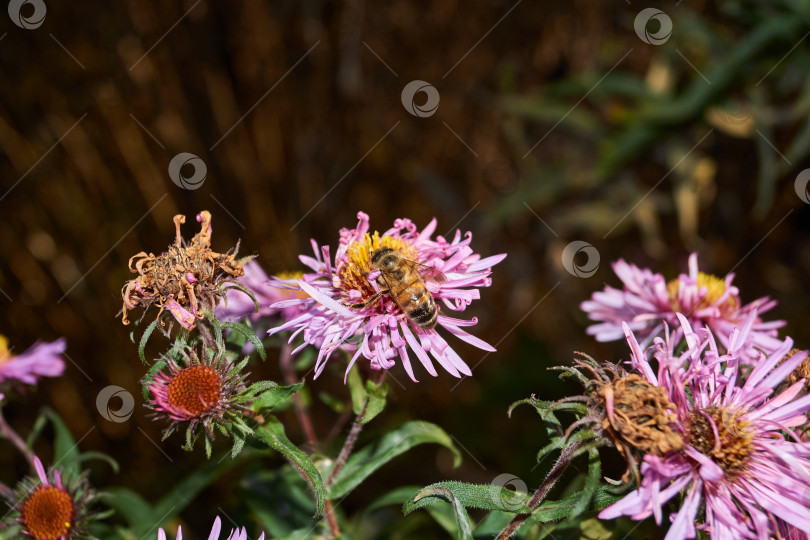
[158,516,265,540]
[581,253,784,363]
[144,345,258,458]
[6,456,97,540]
[215,260,311,324]
[599,314,810,539]
[0,335,65,385]
[268,212,506,381]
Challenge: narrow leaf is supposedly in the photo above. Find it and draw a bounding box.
[411,486,473,540]
[358,379,388,425]
[253,418,326,517]
[137,318,161,365]
[328,421,461,499]
[223,321,267,360]
[402,481,530,514]
[346,365,367,416]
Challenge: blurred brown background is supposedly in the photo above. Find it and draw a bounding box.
[2,0,810,537]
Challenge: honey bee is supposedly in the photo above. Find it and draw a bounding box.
[351,247,447,330]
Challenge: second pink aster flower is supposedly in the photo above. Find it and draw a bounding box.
[581,253,784,362]
[0,335,65,385]
[269,212,506,381]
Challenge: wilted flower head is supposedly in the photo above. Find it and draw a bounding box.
[268,212,505,382]
[6,456,97,540]
[215,261,310,324]
[144,344,261,458]
[121,211,247,331]
[581,253,784,363]
[0,335,65,385]
[545,354,683,483]
[600,314,810,539]
[158,516,265,540]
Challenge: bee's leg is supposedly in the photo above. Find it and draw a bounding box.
[350,290,388,309]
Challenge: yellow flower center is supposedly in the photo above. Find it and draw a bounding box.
[339,232,417,303]
[167,365,222,417]
[667,272,738,314]
[20,484,75,540]
[0,335,11,366]
[688,406,753,481]
[276,271,305,280]
[275,271,310,300]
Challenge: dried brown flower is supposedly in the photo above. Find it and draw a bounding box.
[553,355,684,483]
[598,373,684,464]
[121,210,246,330]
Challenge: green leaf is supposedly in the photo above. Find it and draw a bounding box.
[241,467,322,536]
[103,487,155,530]
[410,486,473,540]
[32,408,80,478]
[204,309,225,356]
[318,391,348,414]
[253,418,326,517]
[147,449,260,536]
[423,503,460,538]
[358,379,388,425]
[137,318,161,365]
[403,481,530,515]
[65,451,120,473]
[251,382,303,412]
[346,364,367,416]
[292,346,316,371]
[364,485,425,513]
[222,321,267,361]
[528,485,624,525]
[472,509,521,536]
[327,421,461,499]
[565,447,601,521]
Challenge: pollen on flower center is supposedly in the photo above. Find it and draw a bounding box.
[688,406,753,480]
[20,484,75,540]
[339,232,417,304]
[167,365,222,416]
[667,272,738,313]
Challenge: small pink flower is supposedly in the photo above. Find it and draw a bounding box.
[0,335,65,385]
[599,314,810,539]
[158,516,265,540]
[581,253,784,363]
[268,212,505,382]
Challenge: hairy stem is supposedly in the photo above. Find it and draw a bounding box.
[0,404,36,471]
[325,369,386,489]
[496,440,584,540]
[326,400,368,489]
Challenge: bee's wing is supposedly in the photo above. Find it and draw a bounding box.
[407,259,448,283]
